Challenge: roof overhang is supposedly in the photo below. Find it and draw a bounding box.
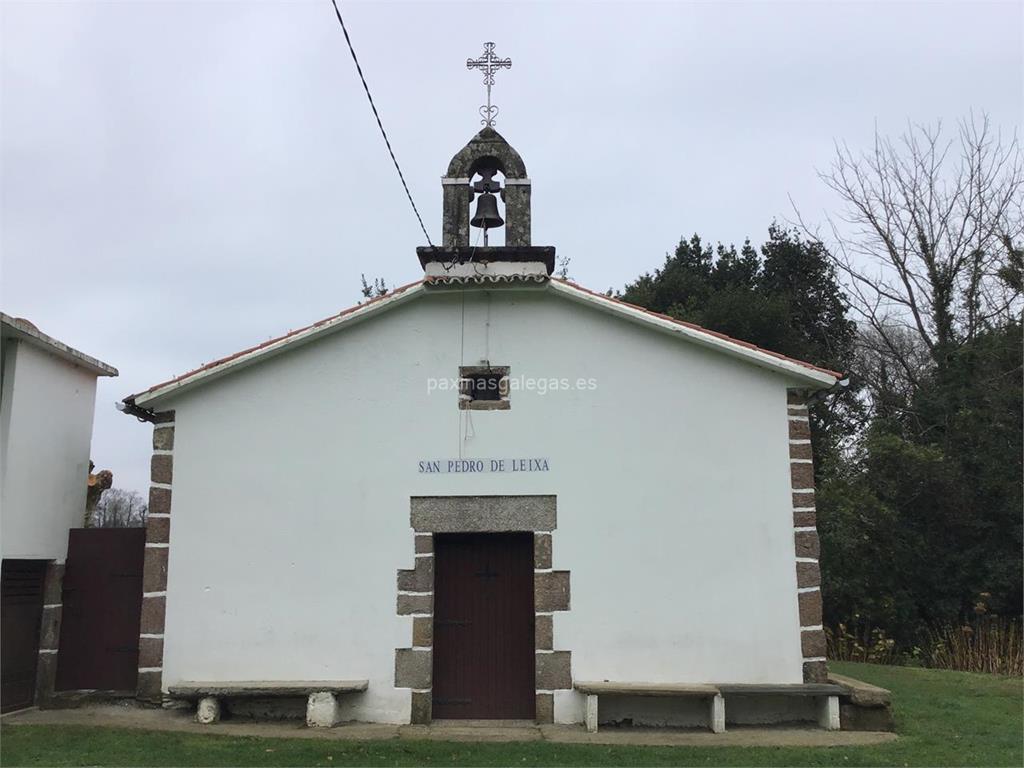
[547,280,841,389]
[126,274,842,411]
[1,313,118,377]
[128,281,426,408]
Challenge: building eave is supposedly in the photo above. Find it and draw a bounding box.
[127,273,843,410]
[128,280,426,408]
[0,312,118,377]
[547,279,842,388]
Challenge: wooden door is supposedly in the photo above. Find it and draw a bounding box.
[56,528,145,691]
[1,560,47,713]
[432,533,535,719]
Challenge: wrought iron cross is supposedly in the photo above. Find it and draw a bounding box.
[467,42,511,127]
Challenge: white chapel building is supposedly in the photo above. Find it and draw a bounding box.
[121,128,843,729]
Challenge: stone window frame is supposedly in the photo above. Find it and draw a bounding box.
[458,366,510,411]
[396,495,570,724]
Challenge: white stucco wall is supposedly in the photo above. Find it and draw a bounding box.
[1,340,98,561]
[157,286,806,724]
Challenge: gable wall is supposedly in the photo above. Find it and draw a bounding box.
[158,288,804,723]
[1,340,97,561]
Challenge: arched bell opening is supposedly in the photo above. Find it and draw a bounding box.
[445,128,527,180]
[468,154,510,178]
[469,166,507,246]
[438,128,533,250]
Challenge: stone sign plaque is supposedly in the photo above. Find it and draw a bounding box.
[418,458,550,474]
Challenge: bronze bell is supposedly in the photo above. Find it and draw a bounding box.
[470,192,504,230]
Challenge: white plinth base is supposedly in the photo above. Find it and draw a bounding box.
[818,695,840,730]
[710,693,726,733]
[585,694,598,733]
[306,691,341,728]
[196,696,221,724]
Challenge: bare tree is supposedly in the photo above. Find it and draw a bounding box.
[92,488,148,528]
[83,461,113,527]
[809,115,1022,383]
[854,325,934,427]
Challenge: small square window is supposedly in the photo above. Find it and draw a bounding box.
[459,366,510,410]
[469,372,503,401]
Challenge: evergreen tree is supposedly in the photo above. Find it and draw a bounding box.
[618,219,1023,651]
[620,226,860,466]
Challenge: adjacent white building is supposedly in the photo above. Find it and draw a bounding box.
[1,314,117,561]
[121,128,841,729]
[0,313,117,712]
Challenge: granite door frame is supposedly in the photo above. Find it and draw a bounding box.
[395,495,570,724]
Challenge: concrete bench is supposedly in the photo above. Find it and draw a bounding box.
[574,682,725,733]
[575,681,845,733]
[167,680,369,727]
[828,674,894,731]
[718,683,843,730]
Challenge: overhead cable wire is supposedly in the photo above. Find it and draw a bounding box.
[329,0,434,246]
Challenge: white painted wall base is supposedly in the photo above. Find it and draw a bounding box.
[584,692,727,733]
[559,690,829,729]
[722,694,817,726]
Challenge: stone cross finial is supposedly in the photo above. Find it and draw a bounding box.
[467,42,511,127]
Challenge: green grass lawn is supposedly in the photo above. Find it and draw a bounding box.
[2,663,1020,767]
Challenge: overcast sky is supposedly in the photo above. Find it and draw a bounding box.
[2,0,1021,496]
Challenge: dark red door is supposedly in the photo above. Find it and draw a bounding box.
[1,560,47,713]
[56,528,145,691]
[433,533,535,719]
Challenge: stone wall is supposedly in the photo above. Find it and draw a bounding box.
[787,392,828,683]
[138,410,174,704]
[33,561,64,706]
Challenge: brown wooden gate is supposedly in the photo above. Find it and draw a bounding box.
[1,560,48,713]
[56,528,145,691]
[432,532,535,719]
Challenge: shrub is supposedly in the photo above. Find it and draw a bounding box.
[925,617,1023,676]
[827,616,1023,676]
[826,623,900,665]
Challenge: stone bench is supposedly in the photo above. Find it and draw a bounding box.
[167,680,369,727]
[575,681,845,733]
[828,673,894,731]
[717,683,844,731]
[574,682,725,733]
